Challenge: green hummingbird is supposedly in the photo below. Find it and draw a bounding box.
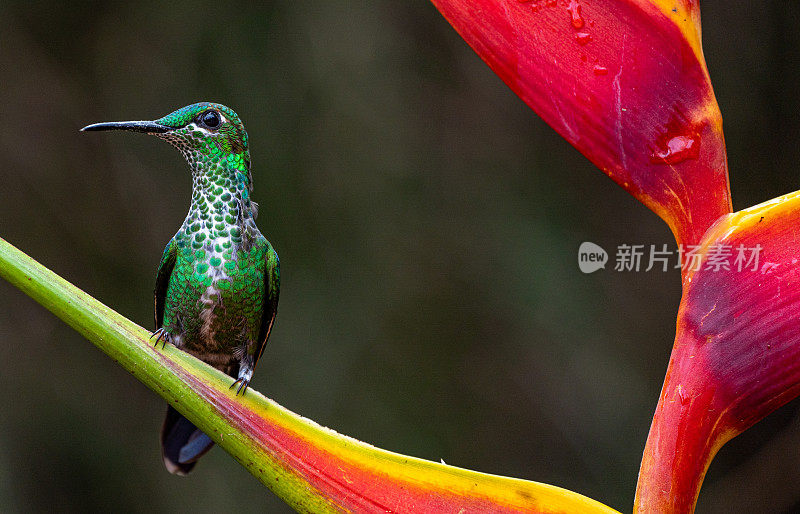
[81,102,280,475]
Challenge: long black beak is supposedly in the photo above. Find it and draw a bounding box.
[80,121,172,134]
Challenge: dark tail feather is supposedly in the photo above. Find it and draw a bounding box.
[161,405,215,475]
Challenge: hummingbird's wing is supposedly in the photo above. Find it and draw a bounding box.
[154,239,177,329]
[252,242,280,369]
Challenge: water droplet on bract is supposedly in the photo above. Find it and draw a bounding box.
[650,134,701,164]
[575,32,592,45]
[761,262,779,274]
[513,0,542,11]
[567,0,585,29]
[677,385,688,405]
[592,65,608,75]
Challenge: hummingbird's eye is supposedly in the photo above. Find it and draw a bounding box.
[199,110,221,129]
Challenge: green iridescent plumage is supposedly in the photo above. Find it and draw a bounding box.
[82,102,279,475]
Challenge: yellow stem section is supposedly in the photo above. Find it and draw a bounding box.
[0,236,619,513]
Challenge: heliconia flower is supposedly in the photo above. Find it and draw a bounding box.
[430,0,732,250]
[635,191,800,512]
[0,236,620,513]
[430,0,800,512]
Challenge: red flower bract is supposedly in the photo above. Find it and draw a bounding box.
[431,0,732,250]
[431,0,800,512]
[636,191,800,512]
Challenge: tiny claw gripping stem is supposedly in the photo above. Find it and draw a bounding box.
[230,378,249,396]
[150,328,169,349]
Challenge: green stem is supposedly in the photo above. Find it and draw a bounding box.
[0,236,336,512]
[0,236,619,514]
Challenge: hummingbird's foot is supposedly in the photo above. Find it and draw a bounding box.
[230,356,254,396]
[229,378,250,396]
[150,327,172,349]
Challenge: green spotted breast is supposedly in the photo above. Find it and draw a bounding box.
[82,102,280,475]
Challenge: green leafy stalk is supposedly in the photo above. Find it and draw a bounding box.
[0,236,619,513]
[0,236,346,511]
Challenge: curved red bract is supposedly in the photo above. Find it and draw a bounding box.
[162,356,619,513]
[430,1,800,512]
[430,0,732,249]
[636,192,800,512]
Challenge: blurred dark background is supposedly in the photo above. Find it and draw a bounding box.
[1,1,799,512]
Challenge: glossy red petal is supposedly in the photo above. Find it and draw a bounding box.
[635,191,800,512]
[431,0,731,247]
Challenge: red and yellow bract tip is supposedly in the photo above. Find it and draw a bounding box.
[636,191,800,512]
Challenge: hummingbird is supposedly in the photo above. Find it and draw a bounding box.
[81,102,280,475]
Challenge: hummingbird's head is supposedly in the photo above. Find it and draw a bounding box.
[81,102,251,176]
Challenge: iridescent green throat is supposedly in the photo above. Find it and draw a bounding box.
[155,104,258,248]
[169,141,254,248]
